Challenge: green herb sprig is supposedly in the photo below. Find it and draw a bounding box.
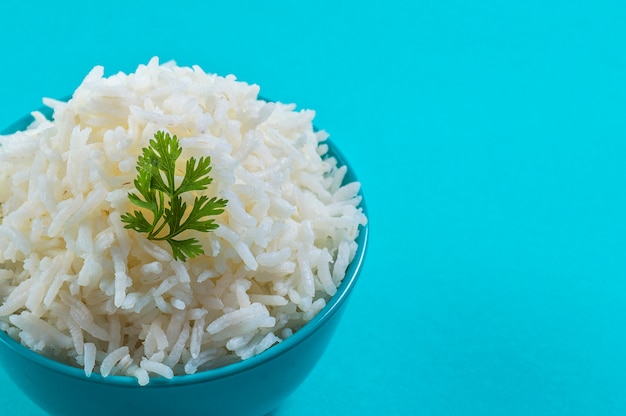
[121,131,227,261]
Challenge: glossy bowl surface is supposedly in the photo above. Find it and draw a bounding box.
[0,105,368,416]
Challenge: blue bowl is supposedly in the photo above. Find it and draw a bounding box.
[0,105,368,416]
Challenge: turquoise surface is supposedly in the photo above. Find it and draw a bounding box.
[2,0,626,414]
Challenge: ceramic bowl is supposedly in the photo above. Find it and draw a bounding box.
[0,105,368,416]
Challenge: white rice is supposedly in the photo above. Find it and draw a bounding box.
[0,57,367,385]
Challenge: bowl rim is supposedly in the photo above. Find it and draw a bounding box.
[0,102,369,388]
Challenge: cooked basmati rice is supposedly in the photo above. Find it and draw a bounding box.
[0,57,367,385]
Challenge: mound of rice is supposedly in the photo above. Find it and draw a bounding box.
[0,57,366,385]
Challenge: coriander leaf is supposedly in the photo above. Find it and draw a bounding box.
[121,131,228,261]
[120,210,153,234]
[169,237,205,263]
[177,156,214,195]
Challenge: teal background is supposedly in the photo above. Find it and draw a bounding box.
[2,1,626,414]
